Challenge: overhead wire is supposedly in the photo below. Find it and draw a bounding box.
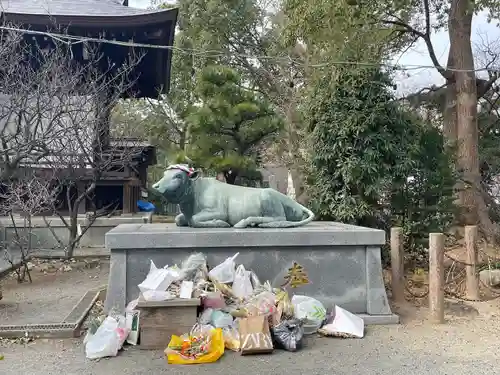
[0,25,498,74]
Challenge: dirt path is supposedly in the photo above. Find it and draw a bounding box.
[0,260,108,325]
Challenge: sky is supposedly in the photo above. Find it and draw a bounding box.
[129,0,500,94]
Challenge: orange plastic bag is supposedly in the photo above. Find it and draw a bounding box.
[164,328,225,365]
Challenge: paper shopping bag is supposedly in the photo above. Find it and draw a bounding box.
[238,315,274,355]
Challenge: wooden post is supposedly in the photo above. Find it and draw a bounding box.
[465,225,480,300]
[428,233,445,324]
[390,227,405,303]
[123,182,132,214]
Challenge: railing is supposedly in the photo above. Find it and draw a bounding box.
[155,202,179,216]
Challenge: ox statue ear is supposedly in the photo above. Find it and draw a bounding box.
[189,170,201,181]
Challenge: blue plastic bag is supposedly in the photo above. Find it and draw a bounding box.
[137,200,156,212]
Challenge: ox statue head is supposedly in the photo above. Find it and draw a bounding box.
[152,164,200,204]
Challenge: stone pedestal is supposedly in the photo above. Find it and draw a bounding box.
[104,222,398,324]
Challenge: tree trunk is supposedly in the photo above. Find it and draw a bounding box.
[443,50,457,146]
[442,45,463,220]
[284,99,309,206]
[449,0,498,241]
[450,0,478,224]
[66,210,79,259]
[179,133,186,151]
[65,182,96,258]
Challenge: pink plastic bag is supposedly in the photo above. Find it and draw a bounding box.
[202,291,227,309]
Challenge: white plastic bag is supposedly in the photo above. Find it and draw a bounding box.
[291,295,326,330]
[210,310,234,328]
[126,299,139,311]
[233,265,254,299]
[83,330,93,345]
[179,253,207,281]
[199,308,214,325]
[208,253,239,283]
[191,323,215,335]
[85,316,129,359]
[249,271,261,289]
[138,260,179,296]
[319,305,364,338]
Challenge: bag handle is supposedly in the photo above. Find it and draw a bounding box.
[236,264,246,275]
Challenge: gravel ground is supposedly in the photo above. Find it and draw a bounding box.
[1,259,499,374]
[0,260,109,325]
[0,310,499,375]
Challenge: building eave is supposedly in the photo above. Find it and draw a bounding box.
[2,8,178,28]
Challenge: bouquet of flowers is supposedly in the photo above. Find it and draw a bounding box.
[168,333,212,360]
[165,328,225,365]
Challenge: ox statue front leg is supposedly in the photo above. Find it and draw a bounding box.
[175,213,188,227]
[190,210,230,228]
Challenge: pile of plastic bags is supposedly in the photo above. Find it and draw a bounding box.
[159,252,311,359]
[84,251,366,362]
[137,253,208,302]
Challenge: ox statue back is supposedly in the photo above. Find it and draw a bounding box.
[151,164,315,228]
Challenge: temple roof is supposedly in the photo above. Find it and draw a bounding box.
[2,0,177,27]
[2,1,178,97]
[4,0,155,16]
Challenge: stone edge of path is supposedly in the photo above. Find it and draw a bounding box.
[0,285,106,339]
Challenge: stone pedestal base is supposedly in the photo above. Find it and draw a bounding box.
[104,222,398,324]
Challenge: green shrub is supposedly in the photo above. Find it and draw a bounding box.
[307,66,456,263]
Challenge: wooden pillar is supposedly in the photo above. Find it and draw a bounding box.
[123,180,141,214]
[390,227,405,303]
[465,225,480,300]
[429,233,445,324]
[132,185,140,213]
[123,182,132,214]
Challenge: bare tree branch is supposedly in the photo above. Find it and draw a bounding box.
[381,2,454,82]
[0,173,59,282]
[0,22,147,258]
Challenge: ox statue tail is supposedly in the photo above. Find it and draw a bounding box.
[280,202,315,228]
[297,204,315,226]
[258,197,315,228]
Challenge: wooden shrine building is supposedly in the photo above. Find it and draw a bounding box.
[1,0,178,215]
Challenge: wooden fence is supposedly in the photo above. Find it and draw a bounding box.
[390,225,480,324]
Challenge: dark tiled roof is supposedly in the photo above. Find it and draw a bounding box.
[1,1,178,97]
[1,0,162,17]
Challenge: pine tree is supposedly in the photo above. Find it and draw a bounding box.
[188,66,283,184]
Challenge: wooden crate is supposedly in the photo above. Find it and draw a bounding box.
[137,297,200,350]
